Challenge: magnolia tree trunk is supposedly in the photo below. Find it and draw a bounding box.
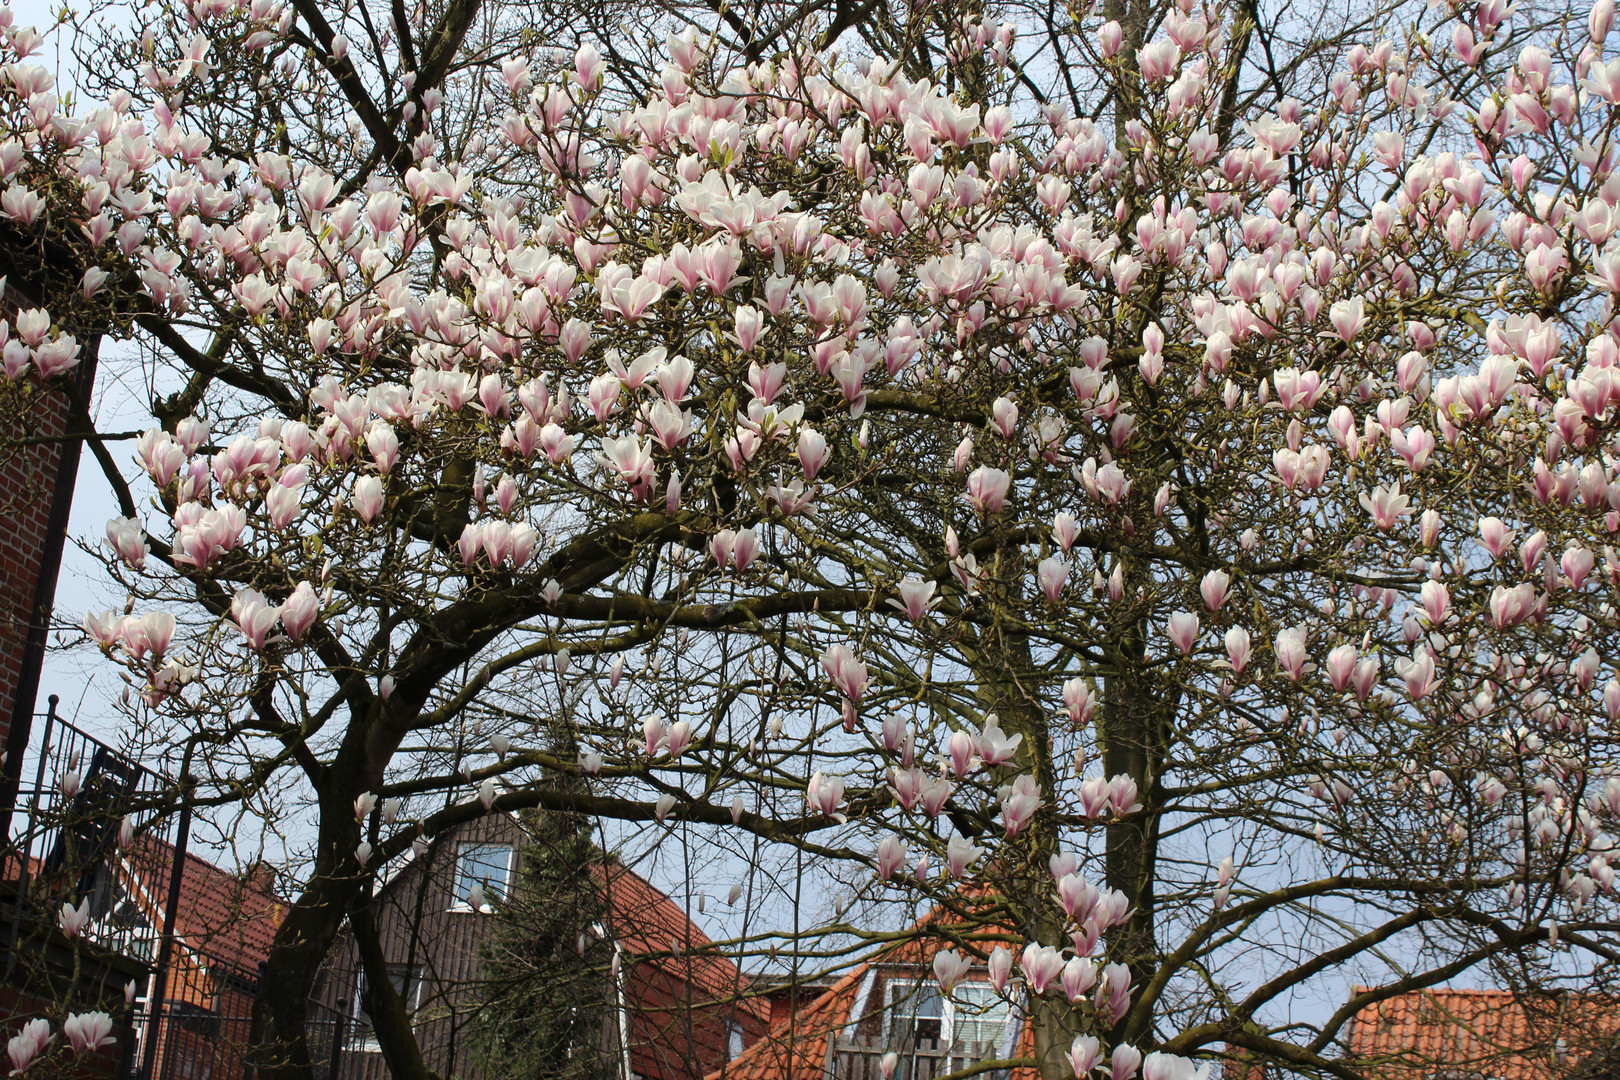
[971,613,1074,1079]
[1102,623,1165,1024]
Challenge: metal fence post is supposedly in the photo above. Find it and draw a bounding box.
[139,773,194,1080]
[240,960,267,1080]
[118,992,141,1080]
[330,997,350,1080]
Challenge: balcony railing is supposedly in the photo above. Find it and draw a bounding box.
[1,697,352,1080]
[831,1034,1012,1080]
[3,698,181,970]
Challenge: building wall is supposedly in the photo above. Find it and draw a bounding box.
[315,814,523,1080]
[0,279,97,839]
[316,815,766,1080]
[0,283,111,1055]
[623,956,757,1080]
[0,381,67,731]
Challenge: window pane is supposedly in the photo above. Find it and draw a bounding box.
[889,981,944,1043]
[952,984,1010,1046]
[354,965,419,1034]
[955,985,995,1007]
[888,982,943,1017]
[455,843,513,903]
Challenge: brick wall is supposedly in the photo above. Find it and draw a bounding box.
[0,278,97,836]
[0,385,70,733]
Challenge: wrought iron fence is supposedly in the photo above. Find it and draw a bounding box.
[1,697,351,1080]
[123,961,354,1080]
[2,698,181,967]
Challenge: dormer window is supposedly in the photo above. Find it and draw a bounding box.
[450,842,514,910]
[888,981,943,1043]
[881,977,1013,1049]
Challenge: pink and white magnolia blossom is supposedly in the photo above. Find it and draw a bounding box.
[967,465,1012,513]
[932,949,973,994]
[988,946,1013,992]
[7,1019,50,1075]
[888,577,939,621]
[874,836,906,881]
[945,833,984,877]
[1167,611,1199,655]
[58,897,90,938]
[1110,1042,1143,1080]
[1069,1036,1101,1078]
[9,2,1620,1071]
[1021,942,1066,994]
[807,771,845,819]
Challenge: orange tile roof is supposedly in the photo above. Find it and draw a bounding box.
[595,859,769,1023]
[1345,987,1620,1080]
[126,835,286,972]
[711,962,865,1080]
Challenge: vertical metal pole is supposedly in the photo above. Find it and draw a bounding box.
[139,775,194,1080]
[330,997,350,1080]
[119,990,141,1080]
[239,981,255,1080]
[2,694,57,984]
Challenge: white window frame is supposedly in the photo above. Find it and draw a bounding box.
[353,964,424,1053]
[448,841,515,911]
[885,976,1013,1047]
[948,982,1014,1048]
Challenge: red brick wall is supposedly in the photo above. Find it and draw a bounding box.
[0,383,72,740]
[0,292,96,836]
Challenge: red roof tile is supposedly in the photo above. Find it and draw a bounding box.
[708,961,866,1080]
[1345,987,1620,1080]
[596,859,769,1023]
[125,835,285,973]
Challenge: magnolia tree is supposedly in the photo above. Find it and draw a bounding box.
[3,0,1620,1076]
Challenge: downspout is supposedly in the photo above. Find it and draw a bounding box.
[614,937,632,1080]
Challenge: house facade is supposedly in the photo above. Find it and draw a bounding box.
[0,275,98,844]
[712,926,1034,1080]
[315,813,769,1080]
[722,944,1620,1080]
[112,838,288,1080]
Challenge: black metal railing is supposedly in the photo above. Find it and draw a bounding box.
[2,698,181,966]
[122,962,353,1080]
[1,697,350,1080]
